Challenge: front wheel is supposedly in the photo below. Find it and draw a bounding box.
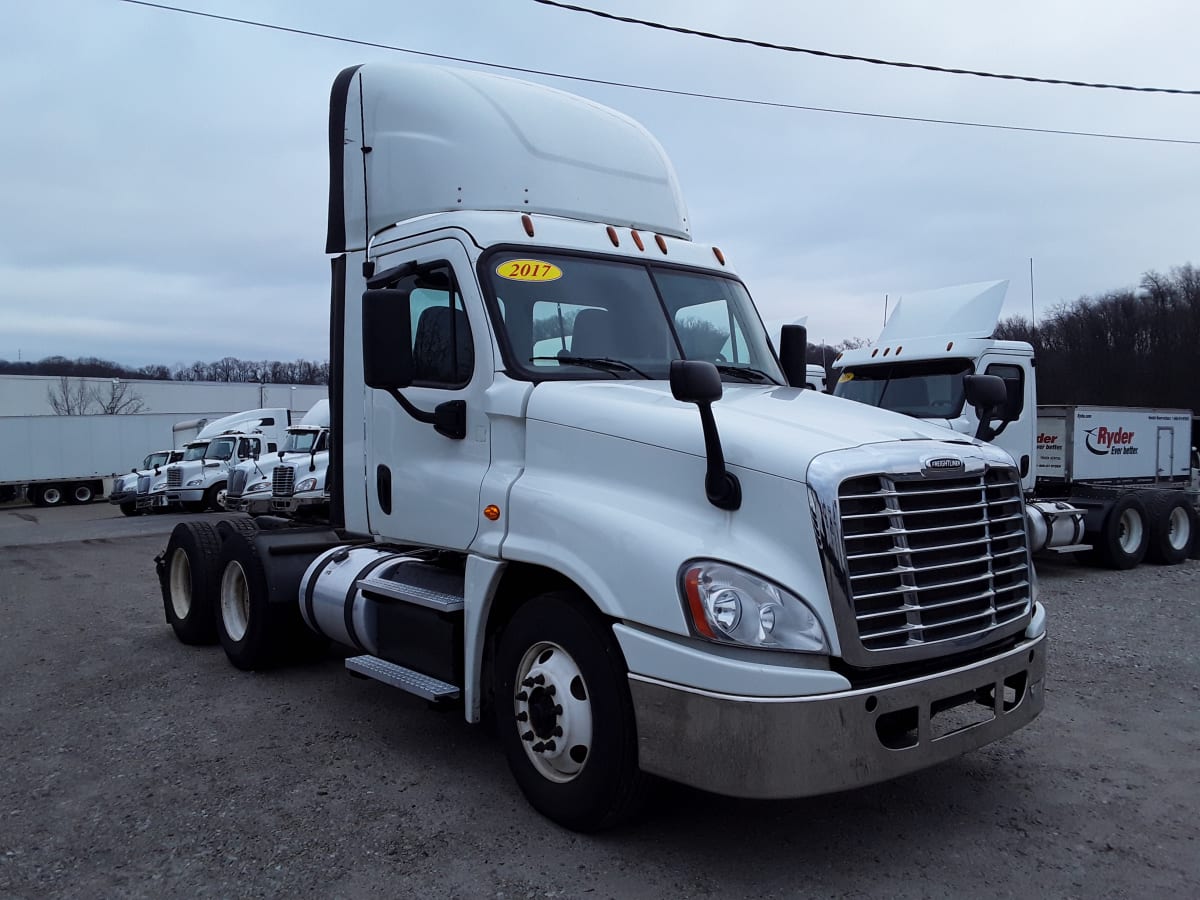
[119,501,139,517]
[495,592,647,832]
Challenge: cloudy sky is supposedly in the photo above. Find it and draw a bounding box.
[2,0,1197,367]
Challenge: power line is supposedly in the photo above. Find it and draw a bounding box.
[116,1,1200,146]
[533,0,1200,96]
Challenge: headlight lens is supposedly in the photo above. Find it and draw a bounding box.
[247,481,270,493]
[295,477,318,492]
[186,479,203,487]
[681,561,828,653]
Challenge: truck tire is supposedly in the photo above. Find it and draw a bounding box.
[33,484,66,507]
[1083,494,1150,570]
[157,521,222,644]
[216,533,289,671]
[204,482,227,512]
[1145,492,1196,565]
[119,501,139,517]
[495,591,648,832]
[67,482,95,504]
[216,516,259,544]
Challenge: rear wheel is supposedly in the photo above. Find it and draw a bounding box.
[156,521,222,644]
[1145,492,1196,565]
[215,532,301,670]
[495,591,647,832]
[33,485,66,507]
[1081,494,1149,569]
[67,482,95,504]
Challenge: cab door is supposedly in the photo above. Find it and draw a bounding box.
[364,238,493,549]
[977,351,1036,491]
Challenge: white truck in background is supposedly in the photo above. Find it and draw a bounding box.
[226,401,330,516]
[0,412,193,507]
[109,448,184,516]
[834,281,1198,567]
[155,63,1047,831]
[161,408,290,512]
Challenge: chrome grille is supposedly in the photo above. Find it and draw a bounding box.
[227,468,248,499]
[837,468,1030,654]
[272,465,295,497]
[137,474,152,495]
[167,467,182,489]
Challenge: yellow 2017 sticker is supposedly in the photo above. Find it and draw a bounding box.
[838,372,854,383]
[496,259,562,282]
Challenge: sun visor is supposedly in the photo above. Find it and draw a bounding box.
[878,280,1010,342]
[327,63,690,254]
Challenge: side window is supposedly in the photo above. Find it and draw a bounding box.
[984,363,1025,420]
[405,264,474,388]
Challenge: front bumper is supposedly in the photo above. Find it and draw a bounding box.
[108,490,136,505]
[629,630,1046,799]
[167,489,204,503]
[270,492,328,514]
[137,492,174,510]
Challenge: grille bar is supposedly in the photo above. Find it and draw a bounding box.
[843,513,1023,540]
[272,465,295,498]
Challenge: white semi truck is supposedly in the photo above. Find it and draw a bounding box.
[226,401,330,516]
[155,63,1047,831]
[161,408,290,512]
[834,281,1197,567]
[109,448,184,516]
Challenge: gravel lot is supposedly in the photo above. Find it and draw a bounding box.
[1,502,1197,899]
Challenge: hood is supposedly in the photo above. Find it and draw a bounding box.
[526,381,972,483]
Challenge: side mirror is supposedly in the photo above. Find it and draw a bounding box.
[670,360,740,511]
[778,324,809,389]
[252,449,260,461]
[362,289,414,390]
[670,359,723,404]
[963,374,1008,441]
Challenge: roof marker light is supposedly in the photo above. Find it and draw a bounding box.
[606,226,619,247]
[713,247,726,266]
[882,347,890,356]
[896,346,903,356]
[631,230,645,251]
[521,214,534,237]
[946,341,954,351]
[871,348,879,358]
[655,234,668,254]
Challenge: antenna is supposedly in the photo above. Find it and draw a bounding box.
[883,293,888,325]
[1029,258,1036,332]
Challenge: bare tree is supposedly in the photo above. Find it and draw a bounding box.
[46,376,93,415]
[91,380,146,414]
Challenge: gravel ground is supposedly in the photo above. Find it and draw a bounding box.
[0,504,1197,899]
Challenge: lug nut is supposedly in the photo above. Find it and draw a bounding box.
[544,740,556,752]
[532,742,546,753]
[516,711,528,722]
[522,678,534,688]
[532,674,545,685]
[553,704,563,716]
[522,731,534,742]
[515,691,528,701]
[553,726,563,737]
[546,684,556,696]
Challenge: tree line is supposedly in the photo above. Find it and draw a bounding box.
[0,356,330,385]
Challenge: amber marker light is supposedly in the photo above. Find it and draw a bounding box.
[483,505,501,521]
[655,234,668,254]
[712,247,726,266]
[882,347,890,356]
[896,346,903,355]
[521,214,534,237]
[606,226,619,246]
[946,341,954,351]
[631,229,645,251]
[682,567,716,639]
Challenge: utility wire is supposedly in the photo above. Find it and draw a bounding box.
[533,0,1200,96]
[116,1,1200,146]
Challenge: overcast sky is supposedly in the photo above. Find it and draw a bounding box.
[2,0,1197,368]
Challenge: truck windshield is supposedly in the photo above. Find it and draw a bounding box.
[181,443,208,462]
[834,359,974,418]
[484,251,783,383]
[142,451,170,469]
[204,438,237,461]
[283,430,321,453]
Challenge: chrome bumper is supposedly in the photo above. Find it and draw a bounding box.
[629,632,1045,799]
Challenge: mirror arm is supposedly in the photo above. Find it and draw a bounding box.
[384,389,466,440]
[696,402,741,511]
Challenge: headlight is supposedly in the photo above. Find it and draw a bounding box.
[186,479,203,487]
[295,478,318,492]
[680,561,828,653]
[247,481,270,493]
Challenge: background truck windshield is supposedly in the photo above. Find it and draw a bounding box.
[204,438,236,461]
[283,430,323,453]
[484,252,783,383]
[142,451,170,469]
[181,443,208,462]
[834,359,974,418]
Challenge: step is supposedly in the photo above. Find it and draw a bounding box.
[357,573,464,612]
[345,655,460,701]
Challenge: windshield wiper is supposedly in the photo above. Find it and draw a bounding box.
[530,356,652,379]
[713,363,778,384]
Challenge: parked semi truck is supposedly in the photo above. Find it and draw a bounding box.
[226,401,330,516]
[156,63,1047,830]
[0,412,197,506]
[833,280,1198,567]
[109,448,184,516]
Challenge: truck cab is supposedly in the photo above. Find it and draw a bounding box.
[227,401,330,515]
[164,408,289,512]
[109,449,183,515]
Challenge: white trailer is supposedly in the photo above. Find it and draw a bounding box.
[0,412,189,506]
[1035,406,1192,486]
[155,63,1047,831]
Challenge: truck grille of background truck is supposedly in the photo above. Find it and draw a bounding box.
[137,474,152,496]
[837,468,1031,654]
[167,468,181,489]
[272,465,295,498]
[227,468,248,499]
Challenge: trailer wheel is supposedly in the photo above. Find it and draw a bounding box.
[1145,492,1196,565]
[157,521,221,644]
[495,591,647,832]
[1084,494,1150,569]
[215,533,287,670]
[67,482,95,504]
[33,485,66,507]
[119,501,139,517]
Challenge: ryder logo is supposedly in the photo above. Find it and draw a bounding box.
[1085,426,1136,456]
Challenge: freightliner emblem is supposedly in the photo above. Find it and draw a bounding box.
[923,456,965,475]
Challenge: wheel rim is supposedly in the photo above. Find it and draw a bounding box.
[220,561,251,642]
[169,548,192,619]
[1117,508,1144,553]
[513,641,593,783]
[73,485,92,502]
[216,489,228,510]
[1167,506,1190,551]
[43,487,62,505]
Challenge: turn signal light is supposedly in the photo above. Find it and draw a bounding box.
[483,505,501,521]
